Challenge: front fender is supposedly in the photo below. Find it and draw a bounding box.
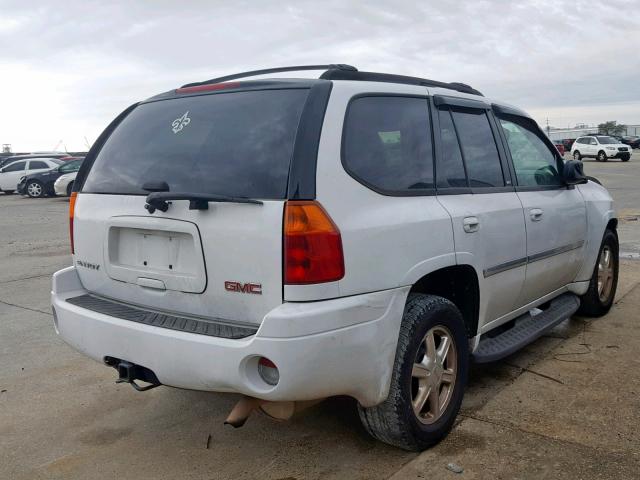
[575,181,616,282]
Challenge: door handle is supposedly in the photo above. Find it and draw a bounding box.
[463,216,479,233]
[530,208,544,221]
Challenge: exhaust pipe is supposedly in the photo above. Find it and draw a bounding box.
[225,396,324,428]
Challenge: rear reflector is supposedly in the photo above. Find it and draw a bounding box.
[175,82,241,94]
[284,201,344,285]
[257,357,279,386]
[69,192,77,254]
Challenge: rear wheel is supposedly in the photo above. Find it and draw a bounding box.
[357,294,468,451]
[578,229,619,317]
[597,150,607,162]
[26,180,45,198]
[573,151,582,161]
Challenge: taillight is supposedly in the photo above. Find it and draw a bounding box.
[284,201,344,284]
[175,82,241,94]
[69,192,77,254]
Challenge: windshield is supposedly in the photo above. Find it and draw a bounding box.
[597,136,617,144]
[82,89,309,199]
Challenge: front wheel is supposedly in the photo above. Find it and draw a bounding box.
[578,229,619,317]
[358,294,468,451]
[26,180,45,198]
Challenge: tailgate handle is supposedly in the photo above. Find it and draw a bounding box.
[136,277,166,290]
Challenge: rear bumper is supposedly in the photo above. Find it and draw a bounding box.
[52,266,409,406]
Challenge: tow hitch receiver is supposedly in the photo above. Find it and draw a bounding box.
[105,357,162,392]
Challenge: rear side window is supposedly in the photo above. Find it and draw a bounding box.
[29,161,49,169]
[450,109,504,187]
[343,96,434,193]
[499,117,563,187]
[83,89,309,199]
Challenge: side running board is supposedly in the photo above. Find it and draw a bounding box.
[472,293,580,363]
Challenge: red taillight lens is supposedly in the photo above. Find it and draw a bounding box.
[175,82,241,94]
[69,192,77,254]
[284,201,344,285]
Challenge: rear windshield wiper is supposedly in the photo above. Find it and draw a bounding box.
[145,191,263,213]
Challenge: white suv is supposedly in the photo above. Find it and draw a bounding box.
[52,65,619,451]
[571,135,631,162]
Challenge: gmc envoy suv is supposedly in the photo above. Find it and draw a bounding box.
[52,64,618,451]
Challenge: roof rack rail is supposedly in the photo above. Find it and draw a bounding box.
[181,64,358,88]
[180,64,483,97]
[319,69,483,96]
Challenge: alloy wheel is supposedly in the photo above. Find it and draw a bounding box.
[597,245,615,303]
[27,182,42,197]
[411,325,457,425]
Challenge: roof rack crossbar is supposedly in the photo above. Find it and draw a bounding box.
[319,69,483,96]
[181,64,358,88]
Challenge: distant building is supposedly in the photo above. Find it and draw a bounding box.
[547,124,640,141]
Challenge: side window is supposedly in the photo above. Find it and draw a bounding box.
[590,138,598,145]
[499,117,563,187]
[29,161,49,169]
[343,96,434,192]
[436,109,467,188]
[3,161,26,172]
[450,109,505,187]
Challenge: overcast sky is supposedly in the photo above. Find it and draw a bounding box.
[1,0,638,152]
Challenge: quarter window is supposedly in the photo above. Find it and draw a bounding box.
[499,117,563,187]
[450,109,505,187]
[343,96,434,192]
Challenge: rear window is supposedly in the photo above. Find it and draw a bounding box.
[82,89,309,199]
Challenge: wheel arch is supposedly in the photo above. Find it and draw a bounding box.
[408,264,480,338]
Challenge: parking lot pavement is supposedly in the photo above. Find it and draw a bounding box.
[1,152,639,480]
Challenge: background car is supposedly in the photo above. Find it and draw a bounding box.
[561,138,575,152]
[570,135,631,162]
[54,171,79,197]
[0,158,63,194]
[554,143,565,155]
[0,153,70,169]
[621,136,640,149]
[17,158,84,198]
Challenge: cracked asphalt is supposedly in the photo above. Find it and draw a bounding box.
[1,153,639,479]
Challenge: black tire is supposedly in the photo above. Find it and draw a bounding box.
[3,190,14,195]
[578,229,619,317]
[357,294,469,451]
[597,150,607,162]
[573,151,582,161]
[621,155,630,162]
[66,181,74,197]
[26,180,45,198]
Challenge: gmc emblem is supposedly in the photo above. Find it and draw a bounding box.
[224,281,262,295]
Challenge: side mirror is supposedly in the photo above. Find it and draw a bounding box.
[563,160,588,185]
